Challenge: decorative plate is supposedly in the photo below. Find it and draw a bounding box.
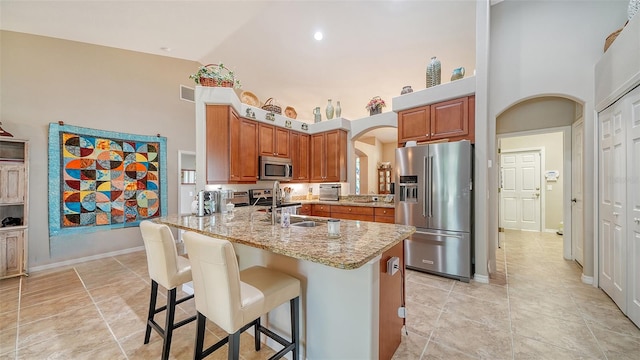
[240,91,259,107]
[285,106,297,119]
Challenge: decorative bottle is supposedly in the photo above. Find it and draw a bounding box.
[326,99,334,120]
[426,56,441,88]
[335,101,342,118]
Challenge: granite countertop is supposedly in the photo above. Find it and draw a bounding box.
[155,206,414,270]
[298,199,395,208]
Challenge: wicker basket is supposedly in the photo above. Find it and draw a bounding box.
[261,98,282,114]
[198,64,235,87]
[604,21,628,52]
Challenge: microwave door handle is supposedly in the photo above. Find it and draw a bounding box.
[287,164,292,178]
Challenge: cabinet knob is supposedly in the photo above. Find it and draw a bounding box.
[348,208,352,212]
[383,210,387,214]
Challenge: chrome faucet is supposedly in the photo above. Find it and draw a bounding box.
[272,180,280,225]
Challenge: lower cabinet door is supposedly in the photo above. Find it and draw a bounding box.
[0,230,24,278]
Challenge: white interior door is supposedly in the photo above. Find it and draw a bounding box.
[500,150,541,231]
[572,120,584,265]
[626,86,640,326]
[599,103,627,310]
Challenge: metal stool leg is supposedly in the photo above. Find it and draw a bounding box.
[161,288,177,360]
[228,331,241,360]
[291,297,300,360]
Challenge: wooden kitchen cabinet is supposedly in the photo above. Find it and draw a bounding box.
[0,138,28,279]
[290,131,310,182]
[397,95,475,146]
[206,105,258,183]
[259,123,290,158]
[299,204,312,215]
[311,204,331,217]
[310,129,347,182]
[374,207,395,224]
[379,241,405,360]
[330,205,374,221]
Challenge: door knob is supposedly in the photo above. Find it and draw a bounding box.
[572,198,577,203]
[635,218,640,224]
[534,193,540,198]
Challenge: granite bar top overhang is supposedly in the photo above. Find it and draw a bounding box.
[155,206,415,270]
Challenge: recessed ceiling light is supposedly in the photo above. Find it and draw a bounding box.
[314,31,323,41]
[160,47,172,52]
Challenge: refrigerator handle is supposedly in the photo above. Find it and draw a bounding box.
[423,156,428,217]
[427,155,433,217]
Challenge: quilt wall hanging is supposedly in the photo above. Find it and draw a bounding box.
[48,123,168,236]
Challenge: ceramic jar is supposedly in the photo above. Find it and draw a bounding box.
[401,86,413,95]
[335,101,342,118]
[326,99,334,120]
[451,67,465,81]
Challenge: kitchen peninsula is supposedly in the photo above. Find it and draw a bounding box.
[155,206,415,359]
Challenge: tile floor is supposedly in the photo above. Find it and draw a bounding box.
[393,230,640,359]
[0,230,638,359]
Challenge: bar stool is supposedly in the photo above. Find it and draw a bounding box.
[182,231,301,360]
[139,220,197,360]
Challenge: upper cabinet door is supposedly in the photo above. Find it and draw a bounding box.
[0,165,25,203]
[275,127,290,158]
[310,133,326,181]
[430,97,469,140]
[258,123,276,157]
[259,124,290,158]
[398,105,430,145]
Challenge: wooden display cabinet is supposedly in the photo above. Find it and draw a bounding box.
[377,166,392,194]
[0,138,28,279]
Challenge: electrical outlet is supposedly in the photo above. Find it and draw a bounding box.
[397,306,406,318]
[387,256,399,275]
[372,196,379,202]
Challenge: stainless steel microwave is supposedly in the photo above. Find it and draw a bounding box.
[259,156,293,181]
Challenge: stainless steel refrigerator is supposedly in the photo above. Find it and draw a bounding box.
[395,140,473,282]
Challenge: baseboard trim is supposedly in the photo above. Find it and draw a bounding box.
[474,273,489,283]
[29,246,145,273]
[581,274,594,285]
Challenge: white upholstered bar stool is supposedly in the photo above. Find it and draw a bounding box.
[139,220,197,360]
[182,231,301,360]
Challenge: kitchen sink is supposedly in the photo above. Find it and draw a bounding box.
[291,221,323,227]
[289,215,326,227]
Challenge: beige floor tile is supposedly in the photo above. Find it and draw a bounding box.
[422,340,480,359]
[0,327,16,357]
[512,335,604,359]
[87,275,150,305]
[16,341,125,360]
[74,258,138,290]
[452,280,509,304]
[430,311,512,359]
[0,311,17,332]
[406,270,455,292]
[405,281,450,310]
[18,269,86,307]
[508,289,584,323]
[18,290,94,325]
[510,308,603,356]
[391,332,428,359]
[443,292,510,332]
[0,284,19,315]
[404,299,440,338]
[590,323,640,360]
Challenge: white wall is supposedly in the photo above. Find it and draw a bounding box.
[488,1,627,278]
[1,31,198,268]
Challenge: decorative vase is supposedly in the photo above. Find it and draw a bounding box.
[369,107,382,116]
[450,67,465,81]
[426,56,441,88]
[313,107,321,123]
[326,99,334,120]
[400,86,413,95]
[335,101,342,118]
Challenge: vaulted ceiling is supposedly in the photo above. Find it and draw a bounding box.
[1,0,478,142]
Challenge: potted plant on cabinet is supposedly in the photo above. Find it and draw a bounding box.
[365,96,386,116]
[189,63,241,88]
